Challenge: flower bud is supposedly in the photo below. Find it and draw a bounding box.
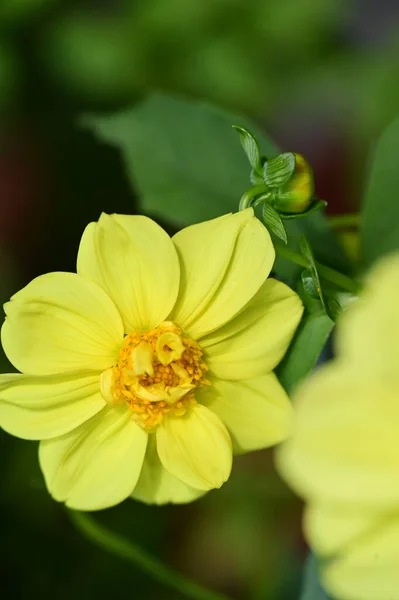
[273,153,314,214]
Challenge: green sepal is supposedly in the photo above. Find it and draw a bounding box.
[232,125,262,170]
[263,152,295,187]
[262,202,287,244]
[280,199,327,220]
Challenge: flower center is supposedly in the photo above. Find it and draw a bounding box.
[100,321,209,432]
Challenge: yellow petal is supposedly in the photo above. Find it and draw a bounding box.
[202,279,303,380]
[198,373,293,454]
[132,435,207,505]
[2,272,124,375]
[170,209,275,339]
[276,365,399,509]
[156,403,232,490]
[336,253,399,379]
[320,511,399,600]
[0,371,105,440]
[131,341,154,376]
[304,503,378,558]
[39,406,147,511]
[77,213,180,332]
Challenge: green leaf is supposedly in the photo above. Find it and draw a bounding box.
[273,212,349,284]
[262,202,287,243]
[83,93,277,226]
[301,268,319,299]
[300,555,333,600]
[361,116,399,267]
[325,295,343,321]
[300,235,327,311]
[300,235,315,266]
[280,199,327,220]
[263,152,295,187]
[277,310,333,395]
[232,125,262,170]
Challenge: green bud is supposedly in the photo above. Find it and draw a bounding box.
[273,153,314,214]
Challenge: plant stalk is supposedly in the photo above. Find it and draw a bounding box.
[69,510,234,600]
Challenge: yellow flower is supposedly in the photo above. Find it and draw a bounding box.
[277,254,399,600]
[0,209,302,511]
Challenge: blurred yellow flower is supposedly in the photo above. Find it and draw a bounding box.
[277,253,399,600]
[0,209,303,511]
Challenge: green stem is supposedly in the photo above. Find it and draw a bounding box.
[328,213,360,228]
[239,184,267,210]
[68,510,233,600]
[274,244,359,294]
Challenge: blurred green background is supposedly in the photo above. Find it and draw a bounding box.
[0,1,398,598]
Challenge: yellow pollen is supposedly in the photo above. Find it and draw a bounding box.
[100,321,209,432]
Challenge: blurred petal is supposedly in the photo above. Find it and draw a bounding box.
[77,214,180,332]
[304,503,378,558]
[156,403,232,490]
[202,279,303,380]
[199,373,293,454]
[2,272,123,375]
[336,253,399,380]
[276,365,399,509]
[132,435,207,504]
[39,406,147,511]
[0,371,105,440]
[171,210,274,339]
[320,512,399,600]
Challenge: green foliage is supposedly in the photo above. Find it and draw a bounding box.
[300,555,333,600]
[43,11,138,101]
[360,116,399,267]
[300,236,326,311]
[276,309,333,395]
[324,295,343,322]
[301,268,319,299]
[0,0,55,25]
[84,93,277,225]
[0,41,19,112]
[272,212,348,291]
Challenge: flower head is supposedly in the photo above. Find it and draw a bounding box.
[273,153,314,214]
[0,209,302,510]
[277,253,399,600]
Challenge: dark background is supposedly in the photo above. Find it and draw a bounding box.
[0,1,398,598]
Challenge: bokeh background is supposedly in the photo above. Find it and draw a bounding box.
[0,1,398,598]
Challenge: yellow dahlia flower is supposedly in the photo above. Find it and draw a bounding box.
[0,209,302,511]
[277,254,399,600]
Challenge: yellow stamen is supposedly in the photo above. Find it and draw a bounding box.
[100,321,209,432]
[156,331,185,365]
